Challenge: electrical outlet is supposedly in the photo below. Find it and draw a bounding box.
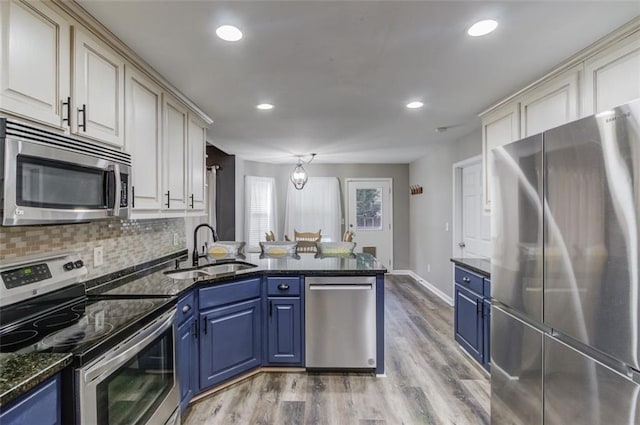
[173,233,180,246]
[427,264,431,273]
[94,246,104,267]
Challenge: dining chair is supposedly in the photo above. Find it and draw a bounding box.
[288,229,321,253]
[265,231,276,241]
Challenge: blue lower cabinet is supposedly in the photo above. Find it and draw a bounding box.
[0,375,60,425]
[267,297,302,365]
[199,298,262,389]
[454,284,483,364]
[177,316,197,411]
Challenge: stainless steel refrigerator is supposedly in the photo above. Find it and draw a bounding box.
[491,99,640,425]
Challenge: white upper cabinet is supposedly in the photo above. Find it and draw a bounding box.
[582,33,640,115]
[482,101,520,210]
[125,65,163,214]
[163,94,188,212]
[0,0,70,128]
[187,114,207,213]
[72,27,125,147]
[520,66,580,137]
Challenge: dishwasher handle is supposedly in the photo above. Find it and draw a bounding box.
[308,284,373,291]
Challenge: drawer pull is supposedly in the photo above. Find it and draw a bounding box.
[182,305,191,313]
[277,284,290,290]
[462,277,471,283]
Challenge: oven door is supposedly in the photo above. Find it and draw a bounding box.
[78,309,179,425]
[3,137,130,225]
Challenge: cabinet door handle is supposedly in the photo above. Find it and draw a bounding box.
[190,194,194,208]
[277,284,289,291]
[78,104,87,131]
[165,190,170,208]
[462,277,471,283]
[203,317,207,335]
[131,186,135,208]
[182,305,191,313]
[62,97,71,126]
[269,301,273,317]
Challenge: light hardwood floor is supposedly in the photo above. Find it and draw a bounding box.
[183,274,490,425]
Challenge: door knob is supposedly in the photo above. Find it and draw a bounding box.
[458,242,466,248]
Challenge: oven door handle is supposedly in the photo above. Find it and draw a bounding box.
[83,309,176,383]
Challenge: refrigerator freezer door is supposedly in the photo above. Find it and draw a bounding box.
[545,336,640,425]
[544,100,640,370]
[491,305,543,425]
[491,134,544,322]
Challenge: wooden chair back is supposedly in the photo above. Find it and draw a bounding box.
[342,231,354,242]
[264,231,275,241]
[292,229,321,253]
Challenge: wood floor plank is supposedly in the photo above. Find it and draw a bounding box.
[183,274,490,425]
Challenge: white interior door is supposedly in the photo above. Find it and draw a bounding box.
[347,179,393,271]
[460,163,491,258]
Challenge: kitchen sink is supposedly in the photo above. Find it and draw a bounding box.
[199,263,256,275]
[165,262,257,280]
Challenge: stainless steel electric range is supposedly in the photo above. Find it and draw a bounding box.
[0,252,180,425]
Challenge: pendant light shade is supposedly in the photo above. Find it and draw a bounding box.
[290,153,316,190]
[290,160,308,190]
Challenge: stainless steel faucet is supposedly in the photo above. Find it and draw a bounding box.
[192,224,218,267]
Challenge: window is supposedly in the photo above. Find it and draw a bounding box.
[284,177,342,242]
[245,176,277,252]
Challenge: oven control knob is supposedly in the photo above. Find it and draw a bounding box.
[74,260,84,269]
[63,262,75,271]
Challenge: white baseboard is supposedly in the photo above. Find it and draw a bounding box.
[391,270,454,307]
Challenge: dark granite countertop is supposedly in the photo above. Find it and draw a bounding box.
[450,258,491,277]
[0,353,72,406]
[92,252,385,298]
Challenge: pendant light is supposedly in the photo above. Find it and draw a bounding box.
[290,153,316,190]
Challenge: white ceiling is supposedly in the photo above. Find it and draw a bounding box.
[79,1,639,164]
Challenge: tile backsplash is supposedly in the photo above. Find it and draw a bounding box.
[0,218,186,278]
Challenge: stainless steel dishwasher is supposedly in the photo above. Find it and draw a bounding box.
[305,276,377,369]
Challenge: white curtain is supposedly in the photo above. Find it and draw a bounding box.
[244,176,278,252]
[284,177,342,242]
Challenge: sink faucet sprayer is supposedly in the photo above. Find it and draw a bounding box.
[192,224,218,267]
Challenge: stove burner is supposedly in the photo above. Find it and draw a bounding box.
[41,323,115,348]
[89,300,155,319]
[33,312,81,328]
[0,330,39,349]
[71,304,87,313]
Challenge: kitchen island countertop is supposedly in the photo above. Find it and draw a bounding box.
[92,252,386,298]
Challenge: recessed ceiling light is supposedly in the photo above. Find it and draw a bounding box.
[467,19,498,37]
[256,103,274,110]
[216,25,243,42]
[406,101,424,109]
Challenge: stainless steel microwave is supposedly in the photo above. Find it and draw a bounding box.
[1,119,131,226]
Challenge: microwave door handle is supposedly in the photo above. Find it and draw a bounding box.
[107,164,121,216]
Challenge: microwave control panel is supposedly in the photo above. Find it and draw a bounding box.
[1,264,52,289]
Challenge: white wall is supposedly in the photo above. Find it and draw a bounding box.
[236,160,410,270]
[409,130,482,299]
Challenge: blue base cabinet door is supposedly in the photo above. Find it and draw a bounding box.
[177,317,197,411]
[482,299,491,371]
[0,375,60,425]
[199,298,262,389]
[454,284,483,364]
[267,297,302,364]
